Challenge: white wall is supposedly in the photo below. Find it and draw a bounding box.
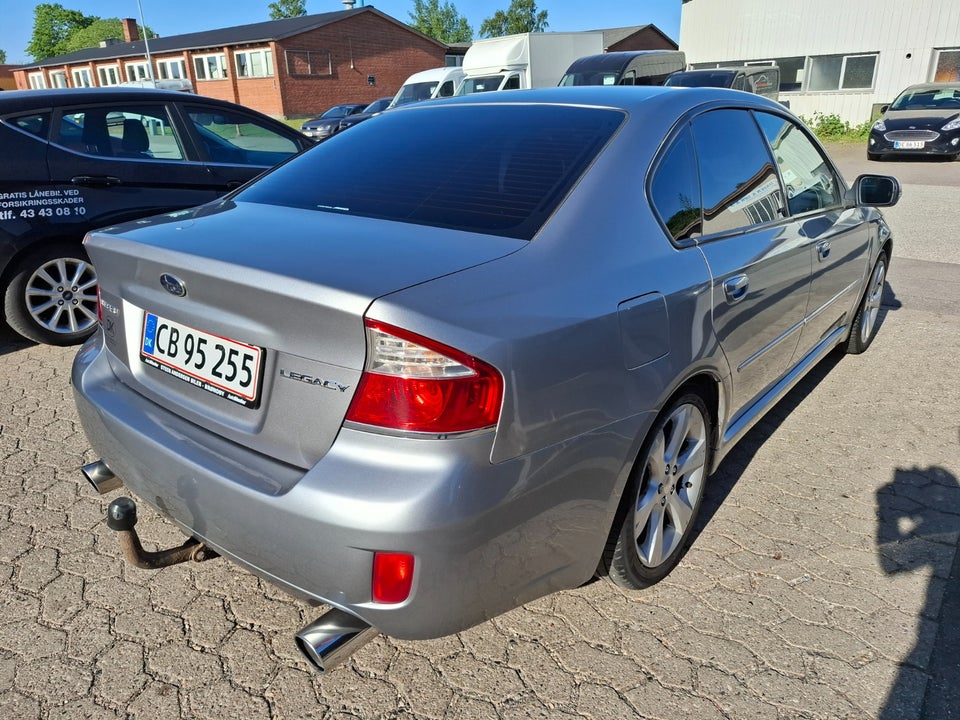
[680,0,960,123]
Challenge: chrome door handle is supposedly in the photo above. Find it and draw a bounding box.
[817,240,831,260]
[723,274,749,303]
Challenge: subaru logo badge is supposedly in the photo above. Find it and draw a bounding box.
[160,273,187,297]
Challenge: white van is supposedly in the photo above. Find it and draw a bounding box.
[388,67,464,109]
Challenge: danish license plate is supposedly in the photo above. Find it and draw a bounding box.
[141,312,263,407]
[894,140,924,149]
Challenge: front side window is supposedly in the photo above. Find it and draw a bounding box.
[55,105,184,160]
[193,54,228,81]
[187,106,298,166]
[691,109,784,236]
[235,49,274,78]
[755,112,840,216]
[72,68,93,88]
[650,126,702,243]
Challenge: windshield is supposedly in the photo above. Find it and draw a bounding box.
[392,81,438,107]
[364,99,390,113]
[559,72,621,86]
[665,71,736,88]
[890,86,960,110]
[321,106,353,119]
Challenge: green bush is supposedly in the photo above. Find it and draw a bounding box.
[801,112,873,142]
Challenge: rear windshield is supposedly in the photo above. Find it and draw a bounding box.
[237,104,623,240]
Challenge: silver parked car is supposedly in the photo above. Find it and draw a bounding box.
[73,87,899,672]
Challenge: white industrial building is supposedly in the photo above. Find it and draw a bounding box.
[679,0,960,124]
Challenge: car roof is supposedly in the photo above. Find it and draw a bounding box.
[0,87,238,113]
[898,81,960,93]
[412,85,788,116]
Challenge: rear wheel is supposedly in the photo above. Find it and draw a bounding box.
[3,244,99,345]
[843,251,887,355]
[602,393,711,589]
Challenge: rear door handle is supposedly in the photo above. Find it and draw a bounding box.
[72,175,121,187]
[723,274,749,304]
[817,240,831,261]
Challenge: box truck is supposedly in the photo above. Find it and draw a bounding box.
[458,32,604,95]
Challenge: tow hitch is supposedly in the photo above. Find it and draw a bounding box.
[106,496,219,569]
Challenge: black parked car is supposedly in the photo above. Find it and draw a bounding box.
[336,97,393,133]
[868,82,960,161]
[0,87,311,345]
[299,103,366,141]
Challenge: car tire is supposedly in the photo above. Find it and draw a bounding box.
[843,251,888,355]
[602,392,711,589]
[3,243,99,346]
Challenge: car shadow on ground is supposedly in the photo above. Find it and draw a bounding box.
[876,465,960,720]
[0,320,34,357]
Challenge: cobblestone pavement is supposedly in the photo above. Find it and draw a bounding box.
[1,155,958,719]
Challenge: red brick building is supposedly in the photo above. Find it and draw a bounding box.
[13,7,447,117]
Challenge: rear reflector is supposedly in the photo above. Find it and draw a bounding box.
[345,319,502,434]
[372,552,415,604]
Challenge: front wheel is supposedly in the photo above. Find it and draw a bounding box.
[3,244,99,345]
[602,393,711,589]
[843,251,888,355]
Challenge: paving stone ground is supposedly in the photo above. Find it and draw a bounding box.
[1,153,958,719]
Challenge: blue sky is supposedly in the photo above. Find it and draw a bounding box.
[1,1,681,65]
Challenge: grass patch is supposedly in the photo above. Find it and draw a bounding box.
[802,112,873,143]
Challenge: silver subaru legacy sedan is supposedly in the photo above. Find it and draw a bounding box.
[72,87,899,672]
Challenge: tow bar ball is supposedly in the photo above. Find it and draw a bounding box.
[105,496,219,570]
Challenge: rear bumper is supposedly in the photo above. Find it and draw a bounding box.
[72,332,635,639]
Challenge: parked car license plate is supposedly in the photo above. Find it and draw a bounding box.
[894,140,925,149]
[140,312,263,407]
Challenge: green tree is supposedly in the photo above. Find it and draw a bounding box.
[26,3,95,61]
[61,18,156,54]
[0,49,7,64]
[479,0,548,38]
[268,0,307,20]
[408,0,473,43]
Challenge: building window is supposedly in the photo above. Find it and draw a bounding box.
[193,53,228,80]
[28,72,47,89]
[235,49,274,78]
[126,62,150,82]
[807,53,877,92]
[97,65,121,86]
[156,58,186,80]
[934,48,960,82]
[284,50,331,77]
[50,70,68,88]
[72,68,93,87]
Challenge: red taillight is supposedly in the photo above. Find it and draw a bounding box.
[345,320,503,434]
[372,552,415,604]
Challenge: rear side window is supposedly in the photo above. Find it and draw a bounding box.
[9,113,50,137]
[691,109,784,237]
[55,104,184,160]
[237,104,624,240]
[650,126,703,242]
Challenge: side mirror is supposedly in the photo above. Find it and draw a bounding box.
[880,104,889,113]
[847,174,901,207]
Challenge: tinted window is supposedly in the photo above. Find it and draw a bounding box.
[754,112,841,215]
[650,126,702,242]
[238,105,624,240]
[55,105,184,160]
[187,107,299,166]
[691,109,784,236]
[10,113,49,137]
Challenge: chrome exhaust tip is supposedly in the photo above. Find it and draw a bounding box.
[295,607,378,673]
[82,460,122,495]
